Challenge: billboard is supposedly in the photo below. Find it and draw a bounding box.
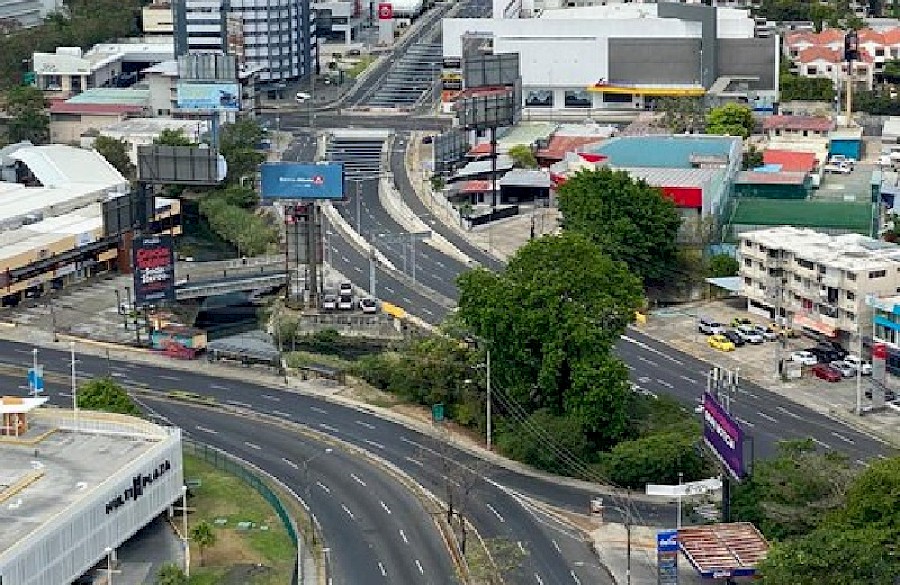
[176,82,240,111]
[132,235,175,305]
[657,530,679,585]
[137,145,227,185]
[260,162,345,200]
[433,128,469,174]
[378,2,393,19]
[702,392,747,480]
[463,52,520,89]
[455,89,518,130]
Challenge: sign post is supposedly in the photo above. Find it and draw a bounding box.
[431,403,444,423]
[27,367,44,395]
[656,530,679,585]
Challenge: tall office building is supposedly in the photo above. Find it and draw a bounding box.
[173,0,314,83]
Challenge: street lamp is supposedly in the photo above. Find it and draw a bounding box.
[302,447,333,497]
[104,546,114,585]
[464,336,493,451]
[182,485,190,577]
[346,173,393,236]
[70,342,78,428]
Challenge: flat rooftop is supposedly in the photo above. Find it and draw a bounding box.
[587,135,739,168]
[0,424,157,551]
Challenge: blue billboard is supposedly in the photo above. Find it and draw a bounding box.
[176,82,240,111]
[260,162,345,200]
[702,392,747,480]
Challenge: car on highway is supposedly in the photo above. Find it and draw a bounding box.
[751,324,778,341]
[708,334,735,352]
[790,350,818,366]
[811,363,843,382]
[723,330,745,347]
[736,325,765,344]
[843,355,872,375]
[359,297,378,314]
[322,294,337,311]
[698,318,726,335]
[337,295,354,310]
[339,282,353,296]
[829,360,855,378]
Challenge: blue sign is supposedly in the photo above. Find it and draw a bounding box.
[176,82,240,111]
[657,529,679,585]
[260,162,345,200]
[27,367,44,394]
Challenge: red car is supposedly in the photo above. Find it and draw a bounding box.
[811,363,842,382]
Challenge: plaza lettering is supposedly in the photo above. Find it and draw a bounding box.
[105,460,172,514]
[704,410,736,450]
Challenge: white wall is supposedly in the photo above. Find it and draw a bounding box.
[494,35,607,86]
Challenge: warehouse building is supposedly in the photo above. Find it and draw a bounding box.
[0,402,184,585]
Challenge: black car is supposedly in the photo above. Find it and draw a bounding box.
[815,342,848,360]
[723,330,746,347]
[806,347,843,363]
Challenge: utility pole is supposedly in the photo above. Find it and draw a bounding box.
[486,348,492,451]
[369,245,377,298]
[70,342,78,427]
[355,180,362,235]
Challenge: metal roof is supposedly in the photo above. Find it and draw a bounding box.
[498,169,552,188]
[616,166,724,187]
[7,144,127,188]
[588,135,739,168]
[735,170,808,185]
[66,88,151,106]
[678,523,769,579]
[451,156,514,180]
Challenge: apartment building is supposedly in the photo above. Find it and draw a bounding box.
[785,27,900,90]
[739,227,900,341]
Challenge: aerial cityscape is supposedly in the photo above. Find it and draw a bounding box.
[0,0,898,582]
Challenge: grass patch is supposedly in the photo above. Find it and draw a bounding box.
[347,55,376,78]
[184,454,295,585]
[284,350,352,371]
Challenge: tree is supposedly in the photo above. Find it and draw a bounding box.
[189,520,217,567]
[602,429,708,489]
[705,103,755,139]
[2,85,48,144]
[507,144,537,169]
[154,128,194,146]
[155,563,188,585]
[837,455,900,534]
[93,135,135,179]
[556,167,682,284]
[655,96,705,133]
[218,119,266,183]
[779,73,836,102]
[456,232,643,449]
[741,145,764,170]
[77,377,142,416]
[707,253,739,278]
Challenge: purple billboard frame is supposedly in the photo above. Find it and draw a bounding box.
[702,392,746,480]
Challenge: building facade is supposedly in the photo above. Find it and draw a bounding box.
[173,0,315,83]
[739,227,900,340]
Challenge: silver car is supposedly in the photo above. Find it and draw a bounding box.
[829,360,855,378]
[736,325,764,344]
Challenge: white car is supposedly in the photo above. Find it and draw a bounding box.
[751,324,778,341]
[842,355,873,376]
[824,162,852,174]
[339,282,353,297]
[359,297,378,314]
[736,325,764,344]
[295,91,311,103]
[337,295,354,310]
[830,360,855,378]
[322,294,337,311]
[829,154,856,166]
[790,351,818,366]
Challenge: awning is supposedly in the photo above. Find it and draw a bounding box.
[793,314,837,337]
[587,83,706,97]
[705,276,742,294]
[679,523,769,580]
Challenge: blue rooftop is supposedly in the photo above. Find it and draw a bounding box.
[588,135,740,168]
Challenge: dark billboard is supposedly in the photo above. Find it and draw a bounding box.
[132,235,176,305]
[702,392,746,480]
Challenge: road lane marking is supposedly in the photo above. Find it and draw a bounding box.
[811,437,831,449]
[680,375,698,384]
[422,308,434,316]
[776,406,801,420]
[381,501,392,515]
[226,400,253,408]
[341,503,355,520]
[535,574,544,585]
[311,406,328,414]
[400,436,424,448]
[319,423,339,433]
[244,441,261,450]
[735,416,755,428]
[210,383,230,391]
[365,439,385,450]
[656,379,674,389]
[196,426,218,434]
[517,541,527,554]
[271,410,292,418]
[399,529,408,544]
[757,411,777,423]
[282,458,299,469]
[378,562,387,577]
[351,473,367,487]
[415,560,424,575]
[261,394,280,402]
[317,481,330,493]
[570,570,582,585]
[404,456,423,466]
[637,356,658,367]
[404,297,413,304]
[354,266,362,273]
[831,431,855,444]
[384,286,395,293]
[621,335,684,364]
[737,388,759,399]
[356,420,376,429]
[486,503,505,522]
[342,256,351,263]
[159,374,180,381]
[552,539,561,553]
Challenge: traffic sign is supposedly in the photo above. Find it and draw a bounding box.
[431,403,444,423]
[27,367,44,394]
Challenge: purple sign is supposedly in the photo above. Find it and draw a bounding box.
[702,392,746,480]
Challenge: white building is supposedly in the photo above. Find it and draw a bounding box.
[0,405,183,585]
[442,3,778,114]
[142,0,175,34]
[739,227,900,340]
[95,118,209,164]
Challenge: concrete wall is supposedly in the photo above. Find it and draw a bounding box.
[717,37,778,90]
[608,38,702,85]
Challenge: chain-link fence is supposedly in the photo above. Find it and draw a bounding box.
[183,439,302,585]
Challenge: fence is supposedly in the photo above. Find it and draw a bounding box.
[466,205,520,227]
[183,440,305,585]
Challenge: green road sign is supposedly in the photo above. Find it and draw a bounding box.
[431,403,444,423]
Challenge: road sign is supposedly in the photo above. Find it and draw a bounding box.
[431,403,444,423]
[646,478,723,497]
[27,367,44,394]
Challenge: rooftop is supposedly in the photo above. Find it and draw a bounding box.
[735,170,809,185]
[65,87,152,107]
[99,117,206,136]
[498,168,552,188]
[732,199,871,234]
[587,135,739,168]
[762,149,818,172]
[143,59,178,77]
[741,226,900,270]
[617,166,724,187]
[679,523,768,579]
[536,135,608,162]
[763,115,835,132]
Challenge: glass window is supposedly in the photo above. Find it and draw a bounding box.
[603,92,632,103]
[564,90,591,108]
[525,90,553,108]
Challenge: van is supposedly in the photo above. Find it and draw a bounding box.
[698,317,726,336]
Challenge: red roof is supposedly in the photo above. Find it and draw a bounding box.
[535,136,604,162]
[467,143,493,156]
[787,28,849,48]
[458,180,492,194]
[797,46,874,64]
[762,149,817,173]
[50,102,144,115]
[763,115,834,133]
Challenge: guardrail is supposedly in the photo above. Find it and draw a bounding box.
[175,273,288,299]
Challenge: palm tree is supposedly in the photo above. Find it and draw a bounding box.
[156,563,188,585]
[189,521,217,567]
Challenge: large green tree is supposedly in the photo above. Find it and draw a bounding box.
[154,128,194,146]
[556,167,681,284]
[456,232,643,448]
[218,119,266,183]
[507,144,537,169]
[93,135,135,179]
[705,103,755,139]
[3,85,48,144]
[77,377,141,416]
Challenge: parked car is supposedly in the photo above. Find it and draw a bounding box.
[770,323,798,338]
[790,350,818,366]
[807,347,843,363]
[730,317,752,328]
[865,387,897,401]
[829,360,855,378]
[359,297,378,314]
[698,318,727,336]
[811,363,843,382]
[322,294,337,311]
[736,325,765,344]
[824,162,852,174]
[816,341,848,360]
[843,355,872,375]
[708,334,736,352]
[295,91,311,103]
[830,154,856,167]
[752,324,778,341]
[337,295,354,310]
[723,330,746,347]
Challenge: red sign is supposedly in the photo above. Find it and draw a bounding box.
[874,343,887,360]
[378,2,393,19]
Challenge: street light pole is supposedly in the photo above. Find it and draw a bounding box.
[182,485,190,577]
[486,348,492,451]
[31,348,37,395]
[70,342,78,427]
[105,547,114,585]
[356,180,362,235]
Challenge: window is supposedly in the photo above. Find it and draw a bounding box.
[806,66,816,75]
[744,258,752,267]
[847,312,856,322]
[847,291,855,300]
[847,272,857,281]
[564,90,591,108]
[794,275,801,282]
[744,277,751,286]
[603,92,632,103]
[797,258,814,270]
[818,264,826,274]
[525,90,553,108]
[869,270,887,279]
